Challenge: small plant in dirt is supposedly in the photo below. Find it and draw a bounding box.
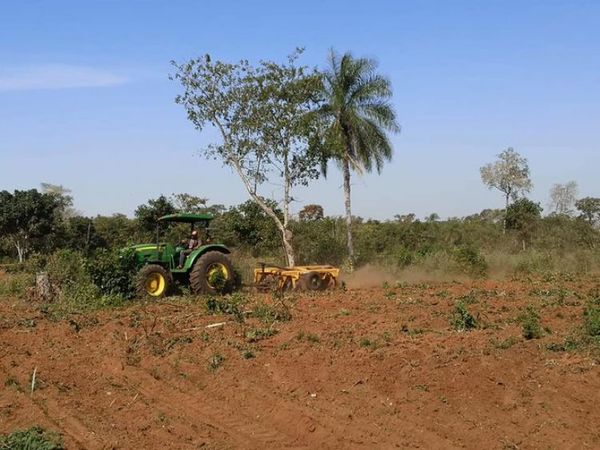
[450,301,478,331]
[0,426,63,450]
[457,291,478,305]
[252,301,291,325]
[296,330,320,344]
[519,305,543,339]
[338,308,350,317]
[491,336,519,350]
[245,327,278,343]
[204,293,247,322]
[208,353,225,372]
[242,349,255,359]
[4,376,20,390]
[359,337,372,348]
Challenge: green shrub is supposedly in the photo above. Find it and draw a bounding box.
[0,272,34,298]
[252,302,292,324]
[204,293,247,321]
[453,246,488,278]
[450,301,478,331]
[85,248,136,298]
[519,305,543,340]
[0,426,63,450]
[583,299,600,337]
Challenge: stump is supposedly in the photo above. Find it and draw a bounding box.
[35,272,54,302]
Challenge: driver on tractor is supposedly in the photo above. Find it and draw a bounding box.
[178,230,200,268]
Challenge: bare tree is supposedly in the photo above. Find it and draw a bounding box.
[549,181,578,215]
[480,148,533,233]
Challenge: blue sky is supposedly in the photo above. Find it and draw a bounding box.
[1,0,598,219]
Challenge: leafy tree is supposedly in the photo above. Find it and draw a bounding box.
[41,182,77,218]
[64,216,106,251]
[171,193,208,213]
[134,195,176,234]
[172,49,324,266]
[0,189,63,262]
[426,213,440,222]
[575,197,600,225]
[549,181,578,215]
[94,214,138,248]
[299,204,324,221]
[315,50,400,269]
[394,213,416,223]
[480,148,533,233]
[214,200,281,256]
[506,198,543,249]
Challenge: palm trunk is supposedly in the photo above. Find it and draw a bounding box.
[343,157,354,271]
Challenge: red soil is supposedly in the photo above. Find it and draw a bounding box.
[1,277,599,449]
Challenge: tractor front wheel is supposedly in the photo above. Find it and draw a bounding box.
[136,264,172,298]
[190,251,236,295]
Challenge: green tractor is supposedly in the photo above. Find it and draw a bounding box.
[124,213,237,298]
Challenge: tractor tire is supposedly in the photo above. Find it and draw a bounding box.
[190,251,236,295]
[136,264,172,298]
[296,272,324,291]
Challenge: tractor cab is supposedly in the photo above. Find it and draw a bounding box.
[158,213,213,266]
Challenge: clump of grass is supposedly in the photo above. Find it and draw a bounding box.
[245,327,278,343]
[0,272,34,298]
[208,353,225,372]
[491,336,519,349]
[241,349,255,359]
[450,301,478,331]
[296,330,320,344]
[0,426,63,450]
[519,305,543,340]
[359,337,372,348]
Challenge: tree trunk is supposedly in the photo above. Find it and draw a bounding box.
[14,241,25,264]
[281,152,295,267]
[503,192,509,235]
[213,121,296,268]
[229,155,295,267]
[343,157,355,271]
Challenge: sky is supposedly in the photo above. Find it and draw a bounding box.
[1,0,598,220]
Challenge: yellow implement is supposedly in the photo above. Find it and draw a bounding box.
[254,263,340,291]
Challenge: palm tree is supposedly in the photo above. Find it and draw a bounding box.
[316,50,400,270]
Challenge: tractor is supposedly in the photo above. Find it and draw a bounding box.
[124,213,237,298]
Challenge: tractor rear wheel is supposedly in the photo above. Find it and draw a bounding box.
[190,251,236,295]
[136,264,172,298]
[296,272,324,291]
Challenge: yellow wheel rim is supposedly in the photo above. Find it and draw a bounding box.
[206,263,229,289]
[146,272,166,297]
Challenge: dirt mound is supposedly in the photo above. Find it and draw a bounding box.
[1,277,599,449]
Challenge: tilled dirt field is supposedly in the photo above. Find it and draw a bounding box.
[1,277,599,449]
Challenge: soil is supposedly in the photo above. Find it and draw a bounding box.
[1,276,599,449]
